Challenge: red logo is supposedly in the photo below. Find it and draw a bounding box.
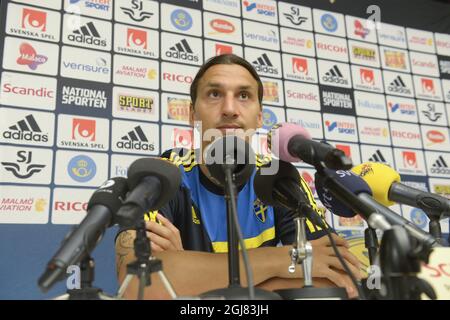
[402,151,417,168]
[427,130,445,143]
[22,8,47,31]
[421,78,435,94]
[215,44,233,56]
[173,128,193,148]
[16,43,48,70]
[335,144,351,157]
[301,171,316,195]
[210,19,235,33]
[360,68,374,85]
[354,20,369,39]
[127,28,147,49]
[163,73,193,84]
[292,58,308,75]
[72,119,96,141]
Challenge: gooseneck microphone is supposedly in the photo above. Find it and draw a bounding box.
[268,122,353,170]
[38,177,129,292]
[115,158,182,228]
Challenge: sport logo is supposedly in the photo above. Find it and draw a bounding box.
[120,0,153,22]
[388,76,412,95]
[67,155,96,183]
[292,57,308,75]
[2,114,48,143]
[118,94,154,113]
[166,39,198,62]
[368,150,386,163]
[68,21,107,47]
[22,8,47,31]
[117,126,154,151]
[210,19,235,34]
[72,119,96,142]
[322,65,349,85]
[173,128,193,148]
[421,78,435,94]
[422,103,443,122]
[384,50,407,70]
[1,150,45,179]
[215,44,232,55]
[16,42,48,70]
[402,151,417,168]
[354,20,369,39]
[283,6,308,26]
[321,13,338,32]
[431,156,450,175]
[252,54,278,75]
[360,68,375,85]
[171,9,192,31]
[127,28,147,49]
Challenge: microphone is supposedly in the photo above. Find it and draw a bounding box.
[203,135,255,188]
[352,162,450,220]
[315,169,438,247]
[254,159,325,228]
[267,122,353,170]
[38,177,129,292]
[115,158,182,228]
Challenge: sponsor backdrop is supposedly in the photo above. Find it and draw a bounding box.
[0,0,449,298]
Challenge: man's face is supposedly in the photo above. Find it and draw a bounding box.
[190,64,263,149]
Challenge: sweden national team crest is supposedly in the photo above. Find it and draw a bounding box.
[253,198,268,223]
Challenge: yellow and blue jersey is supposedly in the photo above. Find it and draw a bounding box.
[138,148,331,253]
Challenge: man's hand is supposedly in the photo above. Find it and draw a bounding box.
[309,233,362,298]
[146,213,184,252]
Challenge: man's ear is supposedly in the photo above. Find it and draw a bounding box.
[256,107,263,129]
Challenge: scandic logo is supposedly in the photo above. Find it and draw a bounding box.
[210,19,235,33]
[402,151,418,168]
[22,8,47,31]
[72,119,96,141]
[360,68,374,85]
[354,20,369,39]
[68,22,106,47]
[117,126,154,151]
[426,130,445,144]
[2,82,54,98]
[16,42,48,70]
[368,150,386,163]
[286,90,318,101]
[215,44,232,55]
[322,65,349,85]
[252,54,278,75]
[388,76,411,94]
[431,156,450,175]
[166,39,198,62]
[3,114,49,143]
[127,28,147,49]
[293,58,308,75]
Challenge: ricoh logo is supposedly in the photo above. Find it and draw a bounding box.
[317,42,347,54]
[391,130,420,140]
[2,115,48,143]
[163,73,193,84]
[325,121,355,134]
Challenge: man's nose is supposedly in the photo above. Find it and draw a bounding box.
[221,93,239,118]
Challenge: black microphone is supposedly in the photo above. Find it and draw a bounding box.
[315,169,439,248]
[254,159,325,228]
[203,135,255,188]
[115,158,182,228]
[38,177,129,292]
[268,122,353,170]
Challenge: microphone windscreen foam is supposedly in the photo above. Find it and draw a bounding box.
[268,122,311,163]
[351,162,400,207]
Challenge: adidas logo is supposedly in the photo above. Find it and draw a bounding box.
[116,126,154,151]
[368,150,386,163]
[252,54,278,75]
[68,22,107,47]
[2,115,48,143]
[387,76,411,95]
[431,156,450,175]
[165,39,198,62]
[322,65,349,85]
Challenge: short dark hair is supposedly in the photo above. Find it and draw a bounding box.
[190,54,264,108]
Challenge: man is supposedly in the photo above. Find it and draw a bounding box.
[115,54,362,299]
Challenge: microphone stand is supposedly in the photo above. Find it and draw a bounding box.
[53,255,116,300]
[117,218,177,300]
[364,227,379,267]
[201,163,280,300]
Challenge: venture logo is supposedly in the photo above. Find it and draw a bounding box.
[116,126,154,151]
